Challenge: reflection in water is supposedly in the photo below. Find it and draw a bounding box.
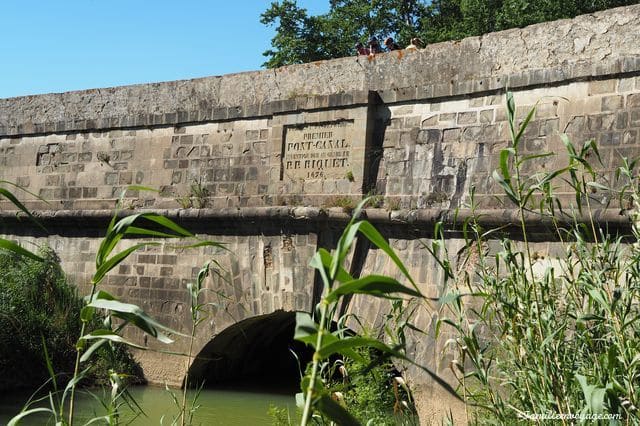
[0,386,297,425]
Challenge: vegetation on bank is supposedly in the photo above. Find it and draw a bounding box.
[434,94,640,423]
[0,248,142,392]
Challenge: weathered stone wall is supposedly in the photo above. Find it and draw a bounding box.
[379,76,640,210]
[2,5,640,424]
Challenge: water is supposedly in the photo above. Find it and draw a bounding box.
[0,386,297,425]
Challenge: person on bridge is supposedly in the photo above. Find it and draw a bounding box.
[405,37,424,51]
[384,37,401,51]
[368,37,383,54]
[355,42,370,56]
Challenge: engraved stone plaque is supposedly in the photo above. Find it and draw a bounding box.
[282,121,354,180]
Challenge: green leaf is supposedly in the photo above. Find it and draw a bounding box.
[517,152,554,166]
[514,104,536,148]
[331,221,362,281]
[113,312,175,344]
[93,242,160,284]
[124,185,158,193]
[80,306,95,323]
[0,187,46,232]
[294,312,319,346]
[96,212,193,268]
[0,238,43,261]
[317,336,397,359]
[316,394,361,426]
[357,221,417,290]
[61,367,89,406]
[541,324,565,348]
[81,330,147,349]
[586,181,609,191]
[89,298,146,314]
[326,275,422,303]
[138,213,195,238]
[8,408,55,426]
[80,339,109,363]
[41,336,57,393]
[506,91,516,143]
[560,134,577,156]
[492,170,519,205]
[310,250,331,291]
[123,226,185,238]
[88,297,178,343]
[588,289,610,312]
[576,374,606,414]
[499,148,513,181]
[316,247,353,283]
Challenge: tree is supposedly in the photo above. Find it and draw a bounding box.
[260,0,427,68]
[421,0,640,43]
[261,0,640,67]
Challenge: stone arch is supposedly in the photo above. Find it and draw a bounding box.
[185,310,313,392]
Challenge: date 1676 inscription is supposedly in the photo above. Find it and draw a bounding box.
[283,123,352,180]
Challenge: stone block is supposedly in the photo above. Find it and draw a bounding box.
[68,187,82,199]
[588,79,617,95]
[601,95,623,111]
[417,129,442,145]
[404,115,421,128]
[619,77,635,92]
[462,126,482,142]
[439,113,456,124]
[442,128,460,142]
[105,173,118,185]
[479,109,494,124]
[623,129,638,145]
[615,111,629,130]
[400,128,419,145]
[628,93,640,108]
[420,115,438,127]
[138,255,157,264]
[119,171,133,185]
[525,138,547,152]
[457,111,477,125]
[82,187,97,198]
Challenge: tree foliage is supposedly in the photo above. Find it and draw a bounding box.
[261,0,639,67]
[260,0,427,68]
[0,247,142,392]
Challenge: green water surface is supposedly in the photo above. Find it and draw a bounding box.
[0,386,297,425]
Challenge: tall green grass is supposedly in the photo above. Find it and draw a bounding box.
[435,93,640,423]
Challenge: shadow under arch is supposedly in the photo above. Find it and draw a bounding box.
[185,310,313,393]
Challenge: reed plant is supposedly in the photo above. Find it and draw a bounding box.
[295,198,460,425]
[435,92,640,424]
[5,187,223,425]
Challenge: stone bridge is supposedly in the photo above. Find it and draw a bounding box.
[1,5,640,422]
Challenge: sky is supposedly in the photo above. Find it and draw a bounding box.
[0,1,329,99]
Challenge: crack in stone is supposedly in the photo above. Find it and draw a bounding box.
[272,69,282,100]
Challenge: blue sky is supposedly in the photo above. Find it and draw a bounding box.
[0,1,328,99]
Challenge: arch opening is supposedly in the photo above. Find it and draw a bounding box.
[185,310,313,393]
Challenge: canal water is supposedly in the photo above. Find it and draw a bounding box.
[0,386,298,425]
